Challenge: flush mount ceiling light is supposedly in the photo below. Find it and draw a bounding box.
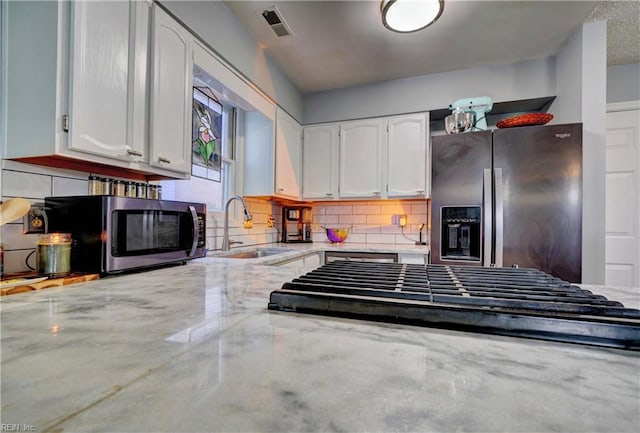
[381,0,444,33]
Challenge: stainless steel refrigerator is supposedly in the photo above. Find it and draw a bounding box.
[431,123,582,282]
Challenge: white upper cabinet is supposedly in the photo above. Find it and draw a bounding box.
[243,110,276,197]
[387,113,429,197]
[4,1,191,179]
[5,1,148,167]
[302,124,339,199]
[339,118,387,198]
[301,113,429,201]
[275,108,302,199]
[148,5,193,175]
[67,1,147,162]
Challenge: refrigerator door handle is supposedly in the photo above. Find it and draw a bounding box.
[482,169,493,267]
[494,167,504,268]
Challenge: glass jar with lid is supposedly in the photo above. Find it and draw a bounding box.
[124,181,137,197]
[147,185,158,199]
[113,180,126,197]
[136,182,147,198]
[36,233,72,277]
[88,175,102,195]
[102,178,113,195]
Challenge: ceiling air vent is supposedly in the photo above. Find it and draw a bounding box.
[261,6,293,37]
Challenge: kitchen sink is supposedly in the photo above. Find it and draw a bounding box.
[214,247,297,259]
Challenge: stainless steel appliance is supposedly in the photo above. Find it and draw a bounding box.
[281,206,312,243]
[45,196,206,275]
[431,123,582,282]
[268,261,640,350]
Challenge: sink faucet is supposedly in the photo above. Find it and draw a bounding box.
[222,195,253,251]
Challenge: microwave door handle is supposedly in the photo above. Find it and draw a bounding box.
[188,205,199,257]
[483,168,493,267]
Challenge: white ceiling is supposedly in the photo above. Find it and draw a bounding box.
[224,0,639,94]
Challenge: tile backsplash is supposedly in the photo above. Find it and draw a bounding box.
[310,199,431,245]
[0,161,279,275]
[1,160,430,275]
[1,161,91,275]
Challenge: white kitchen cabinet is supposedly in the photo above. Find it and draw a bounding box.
[275,108,302,199]
[301,113,429,201]
[398,252,430,264]
[387,113,429,197]
[243,110,276,197]
[244,107,303,199]
[302,124,339,199]
[242,109,275,196]
[148,5,193,175]
[5,1,146,166]
[66,1,147,163]
[277,251,322,270]
[339,118,387,198]
[4,1,190,179]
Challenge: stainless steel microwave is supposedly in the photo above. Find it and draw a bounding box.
[45,196,206,275]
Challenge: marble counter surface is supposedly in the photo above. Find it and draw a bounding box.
[207,242,430,265]
[1,255,639,433]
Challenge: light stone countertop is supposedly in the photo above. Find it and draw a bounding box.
[1,245,639,433]
[207,242,431,264]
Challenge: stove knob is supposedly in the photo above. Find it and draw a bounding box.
[511,264,519,269]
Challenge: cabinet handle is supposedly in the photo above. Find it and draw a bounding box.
[127,149,143,157]
[325,192,333,197]
[158,156,171,164]
[278,187,285,192]
[373,191,381,196]
[416,190,425,195]
[62,115,70,132]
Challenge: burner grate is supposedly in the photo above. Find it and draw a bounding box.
[268,262,640,350]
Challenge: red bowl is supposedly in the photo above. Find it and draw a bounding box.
[496,112,553,128]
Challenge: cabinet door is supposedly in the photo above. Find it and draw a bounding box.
[275,108,302,199]
[339,119,386,198]
[399,253,429,265]
[387,114,429,197]
[243,111,276,196]
[67,1,146,162]
[302,124,339,199]
[149,6,192,174]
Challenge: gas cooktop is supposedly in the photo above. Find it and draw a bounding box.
[268,262,640,350]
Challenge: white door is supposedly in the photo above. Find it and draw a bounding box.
[387,113,428,197]
[149,5,192,174]
[339,119,386,198]
[302,124,339,199]
[275,108,302,199]
[605,102,640,287]
[68,1,146,161]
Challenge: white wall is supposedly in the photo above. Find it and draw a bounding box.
[607,63,640,103]
[303,57,556,124]
[582,21,607,285]
[551,24,584,125]
[553,20,608,285]
[161,0,303,122]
